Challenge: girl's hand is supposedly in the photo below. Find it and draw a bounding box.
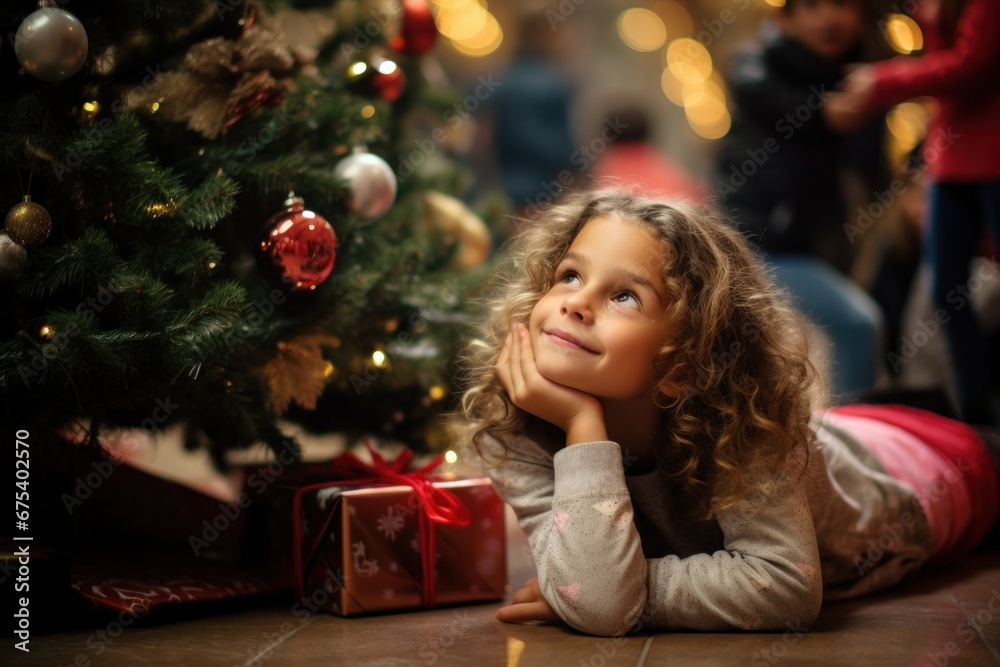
[496,577,564,625]
[496,323,606,443]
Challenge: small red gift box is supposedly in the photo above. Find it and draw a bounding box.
[269,443,507,616]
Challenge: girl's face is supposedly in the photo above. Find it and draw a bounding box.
[528,214,674,401]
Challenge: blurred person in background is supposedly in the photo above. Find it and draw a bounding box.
[590,105,711,204]
[829,0,1000,424]
[489,11,579,215]
[715,0,889,399]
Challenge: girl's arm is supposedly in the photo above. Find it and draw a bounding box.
[483,434,822,635]
[641,455,823,631]
[870,0,1000,105]
[481,433,648,637]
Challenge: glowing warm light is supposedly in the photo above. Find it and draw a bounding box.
[685,95,728,126]
[449,12,503,56]
[660,67,685,105]
[683,79,727,108]
[764,0,786,7]
[436,0,502,57]
[39,325,54,339]
[146,199,178,218]
[506,637,526,667]
[666,38,713,84]
[886,102,928,147]
[688,110,731,140]
[361,104,375,119]
[884,14,923,54]
[149,101,160,112]
[652,1,693,39]
[436,2,488,41]
[444,450,458,463]
[429,385,445,400]
[323,361,335,378]
[208,261,216,269]
[372,350,387,367]
[618,8,668,52]
[431,0,477,9]
[83,101,98,112]
[348,61,368,78]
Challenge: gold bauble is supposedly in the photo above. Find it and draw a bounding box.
[5,196,52,246]
[421,191,491,269]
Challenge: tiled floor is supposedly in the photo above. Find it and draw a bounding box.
[6,503,1000,667]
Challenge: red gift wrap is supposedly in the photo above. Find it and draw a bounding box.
[271,443,507,616]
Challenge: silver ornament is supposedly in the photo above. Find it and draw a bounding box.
[0,232,28,279]
[333,151,398,219]
[15,8,89,82]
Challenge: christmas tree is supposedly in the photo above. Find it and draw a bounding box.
[0,0,493,465]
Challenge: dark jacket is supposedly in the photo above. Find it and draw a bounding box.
[716,34,885,272]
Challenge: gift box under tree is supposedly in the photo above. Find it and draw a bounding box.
[267,442,507,616]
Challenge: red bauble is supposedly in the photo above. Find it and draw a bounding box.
[259,195,338,291]
[389,0,438,56]
[370,57,407,102]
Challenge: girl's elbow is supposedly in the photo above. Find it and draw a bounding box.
[755,579,822,631]
[558,591,648,637]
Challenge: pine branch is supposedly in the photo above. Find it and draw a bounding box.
[132,237,224,278]
[180,172,240,229]
[17,227,123,299]
[168,281,249,361]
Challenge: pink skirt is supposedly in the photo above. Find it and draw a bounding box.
[823,404,1000,565]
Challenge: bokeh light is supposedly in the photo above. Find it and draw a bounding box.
[886,101,930,170]
[436,1,502,57]
[689,112,731,140]
[618,8,668,52]
[884,14,923,54]
[666,38,713,84]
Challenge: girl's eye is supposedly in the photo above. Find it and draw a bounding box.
[612,291,641,308]
[556,270,579,285]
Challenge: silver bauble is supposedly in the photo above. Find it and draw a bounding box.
[0,233,28,279]
[333,152,398,220]
[15,8,89,82]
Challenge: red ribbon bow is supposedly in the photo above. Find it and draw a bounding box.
[292,440,471,610]
[329,441,471,527]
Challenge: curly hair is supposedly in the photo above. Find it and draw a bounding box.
[460,190,823,517]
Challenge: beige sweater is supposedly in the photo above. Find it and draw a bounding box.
[473,415,932,636]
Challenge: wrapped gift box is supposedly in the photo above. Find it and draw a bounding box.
[268,466,507,616]
[27,432,271,620]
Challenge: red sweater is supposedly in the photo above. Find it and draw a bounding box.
[591,144,711,204]
[871,0,1000,181]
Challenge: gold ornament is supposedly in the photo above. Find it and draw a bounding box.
[5,196,52,246]
[255,333,341,414]
[421,192,491,268]
[126,4,297,139]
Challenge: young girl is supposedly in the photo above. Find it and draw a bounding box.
[460,190,1000,637]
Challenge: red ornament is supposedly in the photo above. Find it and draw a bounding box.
[370,57,407,102]
[259,194,338,291]
[390,0,438,56]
